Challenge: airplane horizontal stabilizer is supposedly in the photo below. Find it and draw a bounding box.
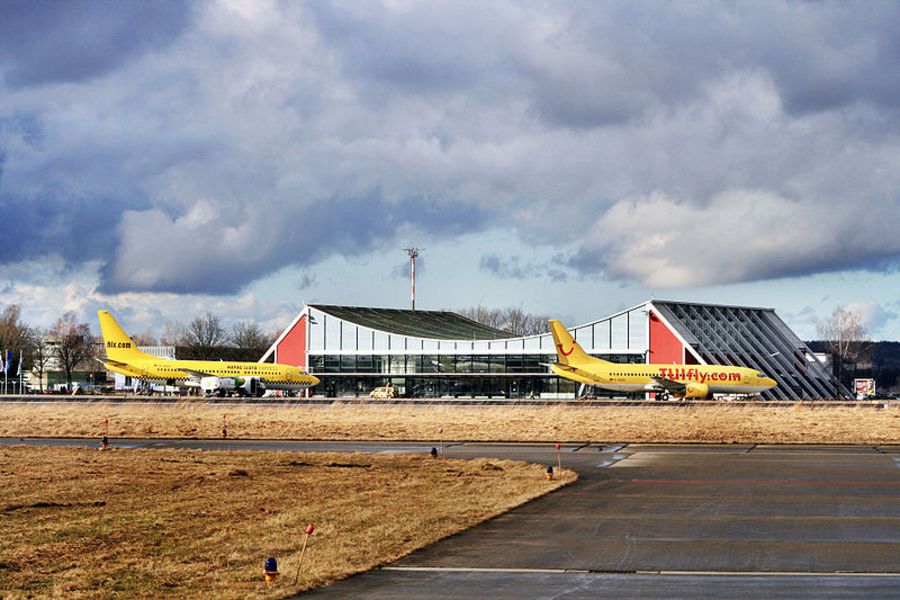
[550,362,604,386]
[96,357,144,378]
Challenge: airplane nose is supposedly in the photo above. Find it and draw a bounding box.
[765,377,777,387]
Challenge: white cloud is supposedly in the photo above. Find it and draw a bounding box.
[0,257,298,338]
[844,300,898,335]
[1,0,900,301]
[578,187,900,288]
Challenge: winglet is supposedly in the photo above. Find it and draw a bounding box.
[548,320,596,366]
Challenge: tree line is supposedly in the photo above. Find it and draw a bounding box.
[815,305,874,393]
[0,306,93,391]
[456,306,550,336]
[160,313,277,360]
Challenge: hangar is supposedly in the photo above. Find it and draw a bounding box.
[261,300,846,400]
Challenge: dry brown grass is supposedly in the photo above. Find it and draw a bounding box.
[0,402,897,444]
[0,445,573,599]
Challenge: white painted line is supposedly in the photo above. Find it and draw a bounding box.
[650,571,900,577]
[382,567,900,577]
[382,567,586,574]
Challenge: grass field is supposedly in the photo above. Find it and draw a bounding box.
[0,402,897,444]
[0,445,573,598]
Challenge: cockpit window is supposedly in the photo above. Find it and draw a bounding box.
[757,373,767,378]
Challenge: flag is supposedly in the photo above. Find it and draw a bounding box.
[0,351,4,375]
[5,351,11,375]
[17,349,23,377]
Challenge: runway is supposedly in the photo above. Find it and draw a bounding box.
[3,438,898,598]
[308,442,900,598]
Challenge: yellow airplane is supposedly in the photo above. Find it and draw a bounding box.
[549,319,777,400]
[98,310,319,397]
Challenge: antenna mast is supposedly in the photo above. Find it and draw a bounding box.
[403,247,422,310]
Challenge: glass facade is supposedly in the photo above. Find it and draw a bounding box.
[295,305,651,399]
[308,352,643,398]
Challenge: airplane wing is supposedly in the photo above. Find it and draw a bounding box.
[650,376,687,395]
[98,357,216,379]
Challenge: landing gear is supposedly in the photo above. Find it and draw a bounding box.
[656,391,670,402]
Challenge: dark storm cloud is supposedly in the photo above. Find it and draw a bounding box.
[2,0,900,296]
[480,255,534,280]
[305,2,500,96]
[0,191,141,264]
[522,2,900,127]
[308,2,900,127]
[0,0,192,87]
[480,254,569,282]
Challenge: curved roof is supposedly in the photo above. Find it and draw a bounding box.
[311,304,511,340]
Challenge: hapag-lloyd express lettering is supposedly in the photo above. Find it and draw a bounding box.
[658,367,741,383]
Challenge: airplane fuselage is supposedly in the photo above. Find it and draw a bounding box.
[551,362,774,395]
[103,358,316,391]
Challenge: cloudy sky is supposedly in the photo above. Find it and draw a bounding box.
[1,0,899,340]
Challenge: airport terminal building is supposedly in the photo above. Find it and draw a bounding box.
[261,300,845,400]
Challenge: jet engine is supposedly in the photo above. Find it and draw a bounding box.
[234,377,266,397]
[200,376,236,397]
[683,382,711,399]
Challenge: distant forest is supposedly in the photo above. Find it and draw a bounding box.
[806,340,900,392]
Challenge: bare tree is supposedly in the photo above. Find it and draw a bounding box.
[457,306,505,330]
[230,320,274,352]
[181,312,228,359]
[0,305,34,391]
[159,321,186,346]
[499,308,550,336]
[131,331,158,347]
[817,306,869,394]
[457,306,550,336]
[29,328,53,393]
[0,304,32,354]
[50,313,95,390]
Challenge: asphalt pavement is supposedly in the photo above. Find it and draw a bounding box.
[3,438,898,598]
[306,442,900,598]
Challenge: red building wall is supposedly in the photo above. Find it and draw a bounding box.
[648,310,683,365]
[276,314,307,367]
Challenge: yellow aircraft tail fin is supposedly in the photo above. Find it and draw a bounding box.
[97,310,153,362]
[549,319,606,366]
